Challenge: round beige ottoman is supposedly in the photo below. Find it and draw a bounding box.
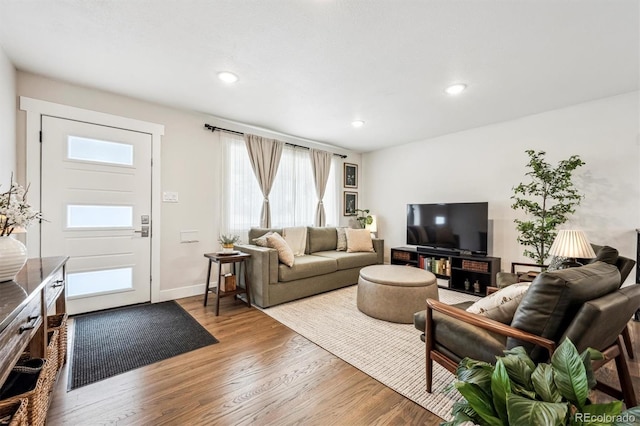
[357,265,438,323]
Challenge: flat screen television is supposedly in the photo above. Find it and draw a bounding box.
[406,202,488,255]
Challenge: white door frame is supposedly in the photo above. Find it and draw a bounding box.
[20,96,164,304]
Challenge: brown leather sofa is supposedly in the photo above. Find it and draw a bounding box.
[414,247,639,406]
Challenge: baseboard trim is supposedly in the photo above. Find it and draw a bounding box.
[159,283,208,302]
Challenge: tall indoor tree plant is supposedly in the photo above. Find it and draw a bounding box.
[511,150,585,266]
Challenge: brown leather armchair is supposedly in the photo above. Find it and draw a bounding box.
[493,245,637,358]
[495,244,634,288]
[415,256,639,407]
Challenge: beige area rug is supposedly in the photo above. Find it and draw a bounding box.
[259,285,480,421]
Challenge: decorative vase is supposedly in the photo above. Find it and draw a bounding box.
[222,244,234,254]
[0,235,28,282]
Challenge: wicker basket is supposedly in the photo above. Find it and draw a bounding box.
[461,259,489,273]
[45,330,59,389]
[48,313,68,369]
[393,251,411,261]
[0,398,27,426]
[0,358,53,426]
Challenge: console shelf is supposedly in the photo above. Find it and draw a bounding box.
[390,246,501,296]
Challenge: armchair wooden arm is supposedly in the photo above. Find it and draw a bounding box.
[426,299,556,357]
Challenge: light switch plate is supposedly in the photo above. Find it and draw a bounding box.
[162,191,179,203]
[180,230,199,243]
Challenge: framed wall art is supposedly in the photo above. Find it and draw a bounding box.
[344,163,358,188]
[344,191,357,216]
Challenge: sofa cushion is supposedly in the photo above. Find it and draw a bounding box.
[308,227,338,253]
[346,228,374,253]
[433,310,507,364]
[562,285,640,353]
[508,261,620,361]
[252,231,276,247]
[467,282,530,324]
[336,227,347,251]
[277,255,337,282]
[313,250,378,270]
[588,245,618,265]
[266,233,295,267]
[413,302,473,333]
[249,228,283,242]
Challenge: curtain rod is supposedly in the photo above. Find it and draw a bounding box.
[204,124,347,159]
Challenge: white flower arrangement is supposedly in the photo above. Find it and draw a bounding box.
[0,178,42,237]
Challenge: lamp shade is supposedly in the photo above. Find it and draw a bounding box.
[548,230,596,259]
[366,215,377,233]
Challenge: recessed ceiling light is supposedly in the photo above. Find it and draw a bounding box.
[351,120,365,128]
[217,71,239,84]
[445,83,467,95]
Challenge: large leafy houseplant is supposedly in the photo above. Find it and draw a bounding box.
[511,150,585,265]
[444,339,639,426]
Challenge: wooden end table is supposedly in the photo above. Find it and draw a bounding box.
[203,251,252,316]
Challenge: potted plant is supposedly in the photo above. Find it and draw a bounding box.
[355,209,373,229]
[511,150,585,266]
[444,339,639,426]
[218,234,239,253]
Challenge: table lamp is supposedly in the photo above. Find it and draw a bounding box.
[548,229,596,268]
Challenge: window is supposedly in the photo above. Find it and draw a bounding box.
[67,267,133,298]
[66,205,133,228]
[67,136,134,166]
[221,132,339,241]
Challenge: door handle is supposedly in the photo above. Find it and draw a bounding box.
[134,226,150,237]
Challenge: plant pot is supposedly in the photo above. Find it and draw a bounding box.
[221,244,234,253]
[0,236,27,282]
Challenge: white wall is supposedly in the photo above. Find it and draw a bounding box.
[362,92,639,283]
[0,46,16,188]
[15,71,357,299]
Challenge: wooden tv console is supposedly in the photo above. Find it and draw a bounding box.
[390,247,500,296]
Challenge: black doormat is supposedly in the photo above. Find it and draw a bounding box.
[69,301,218,390]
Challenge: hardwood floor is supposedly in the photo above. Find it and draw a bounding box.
[47,296,442,426]
[47,295,640,425]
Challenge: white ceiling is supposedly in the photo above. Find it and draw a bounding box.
[0,1,637,152]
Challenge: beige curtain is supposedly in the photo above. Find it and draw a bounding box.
[244,134,284,228]
[310,149,332,227]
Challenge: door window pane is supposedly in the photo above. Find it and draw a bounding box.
[67,136,134,166]
[67,267,133,297]
[67,205,133,228]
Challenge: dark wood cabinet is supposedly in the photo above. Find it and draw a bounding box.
[0,257,67,389]
[391,246,500,296]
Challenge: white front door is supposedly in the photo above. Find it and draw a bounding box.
[40,116,153,315]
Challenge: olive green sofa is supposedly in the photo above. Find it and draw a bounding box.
[235,227,384,308]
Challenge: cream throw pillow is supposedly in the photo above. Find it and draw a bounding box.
[283,226,307,257]
[266,232,295,267]
[345,228,374,253]
[466,282,530,323]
